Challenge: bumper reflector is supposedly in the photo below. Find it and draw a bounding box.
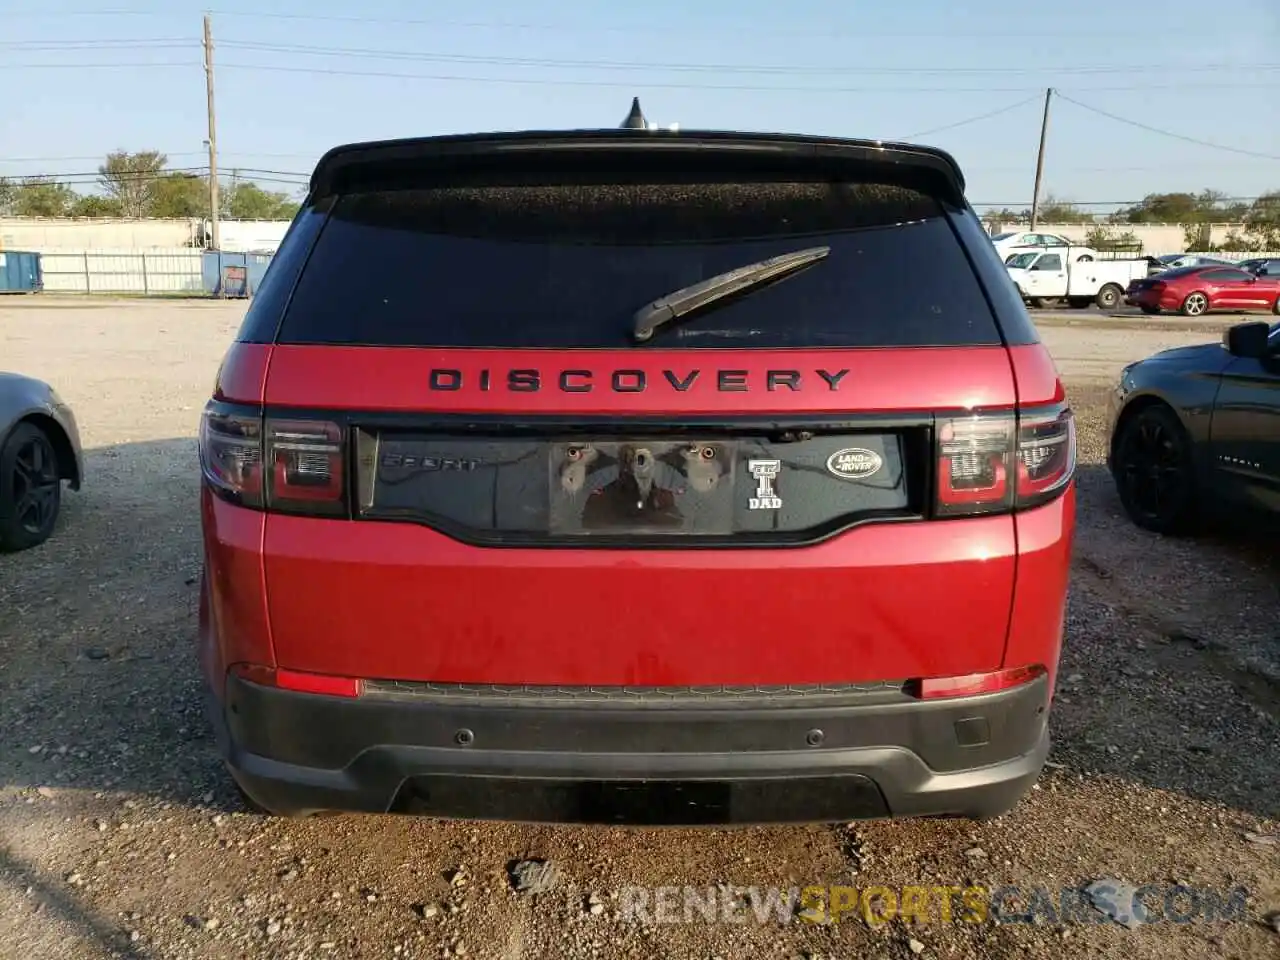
[232,664,363,698]
[912,664,1045,700]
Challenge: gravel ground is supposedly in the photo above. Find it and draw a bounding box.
[1,299,1277,960]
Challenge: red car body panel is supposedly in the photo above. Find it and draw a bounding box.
[1006,343,1066,406]
[200,491,272,694]
[1002,485,1075,699]
[197,343,1073,692]
[257,344,1020,415]
[213,342,271,405]
[257,507,1019,686]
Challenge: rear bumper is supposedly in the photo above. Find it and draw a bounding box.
[1123,290,1175,310]
[207,672,1051,825]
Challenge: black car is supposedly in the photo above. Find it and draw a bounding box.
[1237,257,1280,276]
[1150,254,1234,272]
[1107,320,1280,533]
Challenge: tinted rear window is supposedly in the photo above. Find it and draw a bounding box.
[278,180,1002,348]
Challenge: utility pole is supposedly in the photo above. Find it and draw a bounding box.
[1029,87,1052,230]
[203,14,220,251]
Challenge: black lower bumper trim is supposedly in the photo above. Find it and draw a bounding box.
[391,774,889,825]
[209,672,1051,825]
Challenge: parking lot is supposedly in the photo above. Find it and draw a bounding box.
[1,298,1277,960]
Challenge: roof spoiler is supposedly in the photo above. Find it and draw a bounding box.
[307,131,966,202]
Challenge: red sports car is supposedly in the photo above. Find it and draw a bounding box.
[1125,264,1280,317]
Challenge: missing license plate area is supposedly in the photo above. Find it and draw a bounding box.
[359,428,915,542]
[550,440,737,535]
[393,775,889,824]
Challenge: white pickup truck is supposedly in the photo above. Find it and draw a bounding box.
[1006,247,1150,310]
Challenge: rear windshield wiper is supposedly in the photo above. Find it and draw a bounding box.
[632,246,830,342]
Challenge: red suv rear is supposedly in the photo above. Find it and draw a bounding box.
[198,127,1075,825]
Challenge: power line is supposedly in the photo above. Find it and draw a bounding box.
[212,40,1280,77]
[0,151,319,163]
[209,62,1280,94]
[0,168,309,190]
[1,164,308,181]
[0,62,197,69]
[899,94,1043,140]
[0,56,1275,94]
[0,7,1263,42]
[0,38,194,48]
[1055,92,1280,161]
[0,152,204,163]
[5,166,212,181]
[970,196,1266,208]
[232,167,309,178]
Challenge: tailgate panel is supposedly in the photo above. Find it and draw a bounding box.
[262,514,1016,686]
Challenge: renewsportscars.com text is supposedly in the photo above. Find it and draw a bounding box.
[615,884,1250,926]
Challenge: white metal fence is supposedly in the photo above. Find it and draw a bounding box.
[1179,251,1280,262]
[29,247,1280,297]
[38,248,205,294]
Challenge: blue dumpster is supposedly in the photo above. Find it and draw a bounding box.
[202,250,274,297]
[246,252,273,294]
[203,251,245,297]
[0,250,43,293]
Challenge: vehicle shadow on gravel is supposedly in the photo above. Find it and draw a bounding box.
[1,442,1277,826]
[0,439,227,810]
[0,846,153,960]
[1051,463,1280,821]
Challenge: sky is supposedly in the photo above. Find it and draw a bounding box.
[1,0,1277,212]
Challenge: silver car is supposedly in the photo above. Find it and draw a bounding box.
[0,373,83,552]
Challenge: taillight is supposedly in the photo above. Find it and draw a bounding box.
[935,402,1074,517]
[936,415,1015,516]
[265,419,345,516]
[1150,281,1166,292]
[199,408,263,507]
[199,403,347,517]
[1014,404,1075,508]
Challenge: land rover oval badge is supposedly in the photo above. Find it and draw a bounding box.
[826,447,883,481]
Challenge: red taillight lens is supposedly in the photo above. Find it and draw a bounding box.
[199,403,347,517]
[912,664,1046,699]
[935,415,1015,516]
[1150,281,1166,292]
[232,664,362,698]
[1015,404,1075,507]
[935,403,1074,517]
[265,418,345,515]
[198,408,263,506]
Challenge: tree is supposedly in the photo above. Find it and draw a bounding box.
[1222,191,1280,251]
[98,149,167,218]
[0,177,15,215]
[11,178,76,217]
[1121,192,1198,223]
[1118,190,1247,225]
[1182,222,1212,251]
[68,195,122,218]
[151,173,209,218]
[1036,195,1094,224]
[981,208,1028,229]
[224,181,300,220]
[1084,224,1142,251]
